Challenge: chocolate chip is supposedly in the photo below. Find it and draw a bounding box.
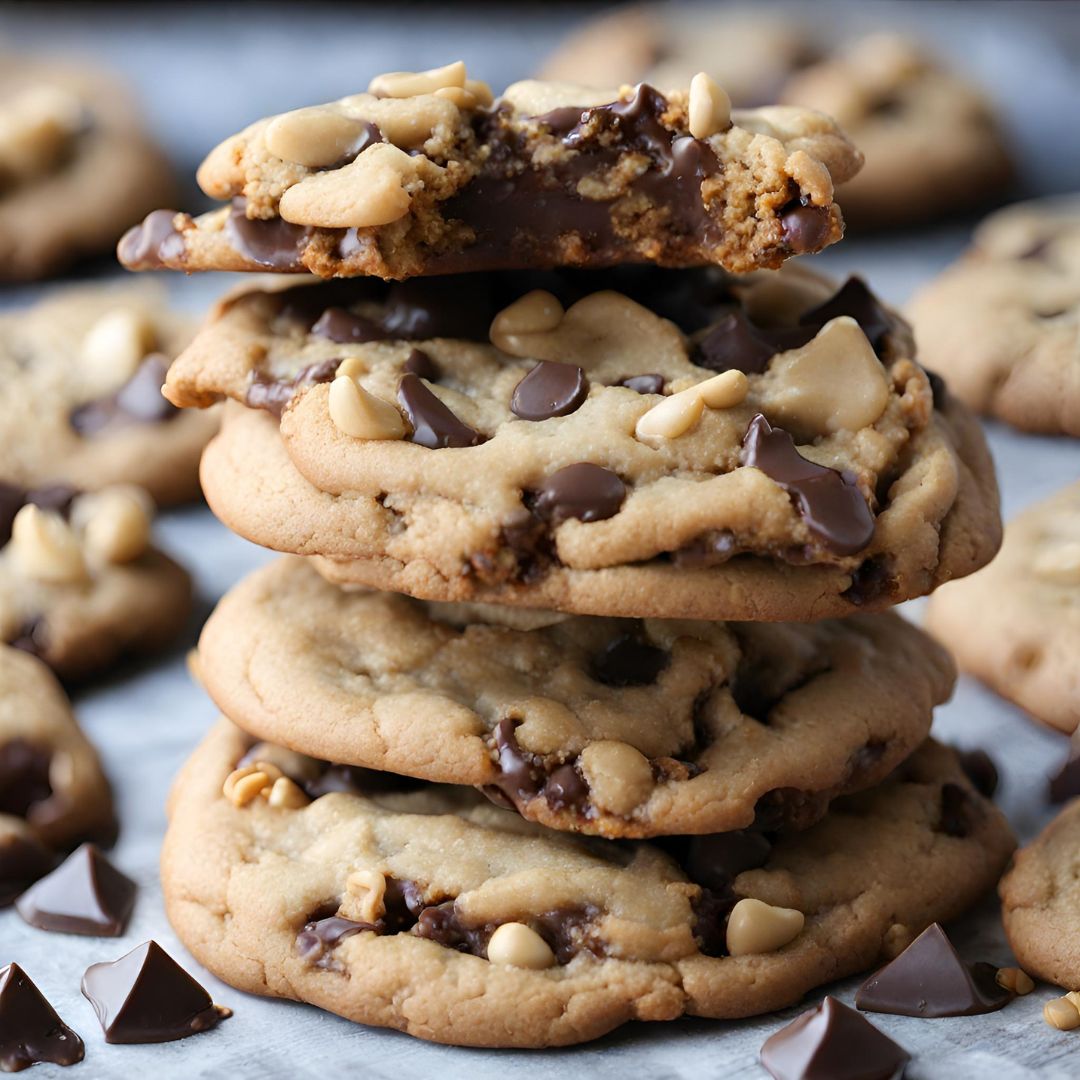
[938,782,979,839]
[589,631,669,687]
[0,739,53,820]
[612,373,665,394]
[81,941,231,1044]
[533,463,625,525]
[16,843,135,937]
[398,372,486,449]
[296,915,374,964]
[311,306,388,344]
[780,202,832,254]
[741,414,875,556]
[694,312,775,375]
[511,361,588,421]
[798,277,894,353]
[70,354,177,436]
[689,885,737,958]
[116,208,185,269]
[957,748,999,800]
[245,358,339,418]
[670,530,738,568]
[0,831,54,908]
[403,348,441,381]
[224,198,311,271]
[544,763,589,812]
[681,831,772,892]
[761,996,910,1080]
[1048,736,1080,803]
[0,963,85,1071]
[842,557,894,607]
[855,922,1013,1017]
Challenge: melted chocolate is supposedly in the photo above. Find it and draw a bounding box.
[295,915,373,964]
[0,963,85,1071]
[741,414,875,556]
[511,361,588,420]
[70,354,177,435]
[589,630,669,687]
[311,306,388,344]
[224,198,311,270]
[533,462,625,525]
[483,718,590,815]
[398,373,486,449]
[245,359,339,418]
[116,208,186,269]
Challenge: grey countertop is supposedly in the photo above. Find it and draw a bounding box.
[3,2,1080,1077]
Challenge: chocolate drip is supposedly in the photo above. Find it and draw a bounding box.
[311,306,388,344]
[612,373,665,395]
[117,208,186,269]
[224,198,311,270]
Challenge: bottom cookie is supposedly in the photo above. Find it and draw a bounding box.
[163,719,1014,1048]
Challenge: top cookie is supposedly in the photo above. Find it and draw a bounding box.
[542,13,1011,228]
[118,62,862,279]
[908,197,1080,437]
[0,53,175,281]
[179,264,1000,621]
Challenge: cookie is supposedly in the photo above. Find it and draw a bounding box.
[162,719,1013,1048]
[0,53,175,280]
[118,61,862,280]
[0,645,115,861]
[925,482,1080,735]
[907,196,1080,436]
[0,284,215,506]
[1000,799,1080,990]
[185,264,1001,621]
[0,481,192,681]
[197,556,952,838]
[542,14,1010,228]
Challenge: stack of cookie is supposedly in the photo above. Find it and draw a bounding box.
[123,63,1015,1047]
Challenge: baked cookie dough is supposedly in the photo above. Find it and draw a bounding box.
[0,481,192,681]
[925,482,1080,735]
[185,265,1001,621]
[0,53,174,280]
[908,196,1080,436]
[197,556,953,838]
[1001,799,1080,990]
[118,61,862,279]
[163,720,1013,1048]
[0,284,216,505]
[542,12,1011,228]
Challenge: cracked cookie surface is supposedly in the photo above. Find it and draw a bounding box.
[197,557,952,838]
[183,265,1000,621]
[118,65,861,279]
[163,719,1013,1048]
[926,481,1080,734]
[908,197,1080,436]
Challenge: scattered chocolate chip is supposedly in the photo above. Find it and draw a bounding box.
[116,208,186,269]
[398,372,486,449]
[403,348,441,381]
[533,462,625,526]
[798,277,894,353]
[612,373,665,394]
[0,963,84,1072]
[1048,736,1080,803]
[938,782,979,839]
[70,354,177,436]
[780,202,832,255]
[741,414,875,556]
[855,922,1012,1017]
[311,306,388,344]
[0,739,53,820]
[761,996,909,1080]
[224,198,311,271]
[16,843,135,937]
[511,361,588,421]
[245,359,339,417]
[0,831,54,908]
[956,749,999,800]
[589,631,669,687]
[81,940,231,1044]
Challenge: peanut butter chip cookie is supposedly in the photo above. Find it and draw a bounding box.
[162,720,1013,1048]
[179,265,999,621]
[926,481,1080,734]
[908,197,1080,436]
[196,557,953,838]
[118,64,862,279]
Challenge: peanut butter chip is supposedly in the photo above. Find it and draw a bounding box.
[486,923,556,969]
[342,869,387,923]
[72,487,153,565]
[1044,996,1080,1031]
[635,370,749,441]
[264,106,381,169]
[489,290,564,353]
[369,61,467,99]
[328,376,407,440]
[578,741,654,816]
[80,309,157,392]
[688,73,732,140]
[995,967,1034,995]
[10,505,88,585]
[725,898,805,956]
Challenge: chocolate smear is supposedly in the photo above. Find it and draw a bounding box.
[761,995,909,1080]
[533,462,625,525]
[245,358,339,418]
[0,831,54,908]
[0,963,84,1072]
[511,361,588,420]
[741,414,875,556]
[16,843,135,936]
[855,922,1013,1018]
[589,630,669,687]
[398,372,486,449]
[70,354,177,435]
[224,198,311,271]
[81,940,231,1044]
[798,277,894,353]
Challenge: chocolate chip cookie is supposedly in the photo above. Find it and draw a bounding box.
[1000,799,1080,990]
[542,13,1011,228]
[0,284,216,505]
[0,481,192,680]
[183,265,1001,621]
[908,196,1080,436]
[0,53,174,280]
[0,645,115,884]
[197,557,952,838]
[162,719,1013,1048]
[118,62,862,280]
[925,482,1080,735]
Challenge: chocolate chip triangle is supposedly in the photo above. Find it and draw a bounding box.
[81,940,231,1044]
[16,843,135,936]
[760,995,908,1080]
[0,962,84,1071]
[855,922,1012,1017]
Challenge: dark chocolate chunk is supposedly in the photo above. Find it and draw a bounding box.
[311,306,387,344]
[224,198,311,270]
[381,278,495,341]
[116,208,186,269]
[0,831,54,908]
[511,361,588,421]
[681,830,772,892]
[1049,737,1080,803]
[938,782,979,838]
[81,940,231,1044]
[402,348,441,381]
[533,462,625,525]
[956,748,999,800]
[855,922,1013,1018]
[244,358,339,418]
[695,312,775,375]
[589,631,669,687]
[761,996,909,1080]
[16,843,135,936]
[799,277,894,353]
[780,202,833,254]
[70,354,177,435]
[0,739,53,819]
[0,963,84,1072]
[612,373,665,395]
[741,414,875,556]
[398,372,486,449]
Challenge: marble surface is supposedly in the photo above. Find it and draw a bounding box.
[2,2,1080,1077]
